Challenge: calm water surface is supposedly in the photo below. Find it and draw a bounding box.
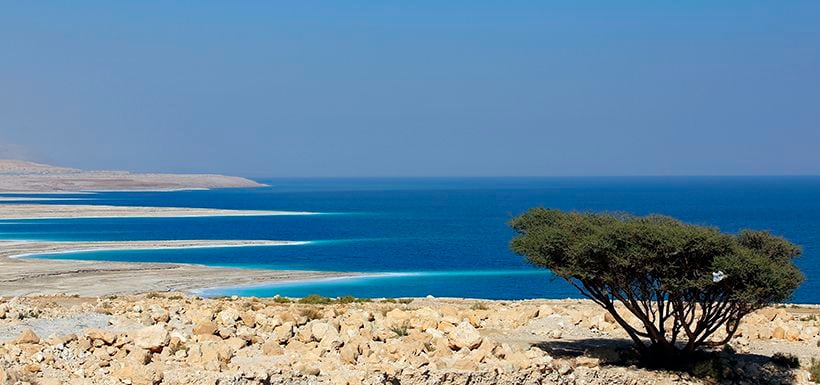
[1,177,818,303]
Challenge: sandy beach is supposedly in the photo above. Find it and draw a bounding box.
[0,240,351,297]
[0,204,316,219]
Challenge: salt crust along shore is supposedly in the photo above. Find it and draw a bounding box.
[0,240,353,297]
[0,204,318,220]
[0,159,267,192]
[0,294,817,385]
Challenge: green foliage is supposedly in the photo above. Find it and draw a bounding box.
[389,322,410,337]
[770,352,800,368]
[272,296,293,304]
[810,359,820,382]
[691,356,722,380]
[300,308,322,320]
[298,295,333,305]
[337,295,371,304]
[510,208,803,364]
[294,294,372,305]
[336,295,357,304]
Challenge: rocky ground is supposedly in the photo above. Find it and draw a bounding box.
[0,294,817,385]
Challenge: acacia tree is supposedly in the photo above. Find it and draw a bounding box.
[509,208,803,366]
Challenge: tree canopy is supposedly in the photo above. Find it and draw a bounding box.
[509,208,803,364]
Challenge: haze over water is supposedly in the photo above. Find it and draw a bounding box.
[1,176,818,303]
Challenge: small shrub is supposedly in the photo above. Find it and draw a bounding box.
[381,298,397,303]
[771,352,800,368]
[398,298,413,304]
[337,296,372,303]
[470,302,489,310]
[691,356,722,380]
[272,296,292,304]
[298,295,332,305]
[810,359,820,382]
[389,323,409,337]
[301,308,322,321]
[336,295,356,304]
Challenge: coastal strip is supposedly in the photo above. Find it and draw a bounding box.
[0,204,319,219]
[0,240,355,297]
[0,197,89,202]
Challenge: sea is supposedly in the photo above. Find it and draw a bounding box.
[0,177,818,303]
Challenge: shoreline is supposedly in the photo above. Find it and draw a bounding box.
[0,239,358,297]
[0,204,320,220]
[4,239,312,259]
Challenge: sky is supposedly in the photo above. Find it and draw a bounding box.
[1,1,819,177]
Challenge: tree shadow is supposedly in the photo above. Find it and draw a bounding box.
[532,338,798,385]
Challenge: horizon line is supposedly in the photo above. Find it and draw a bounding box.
[236,174,820,180]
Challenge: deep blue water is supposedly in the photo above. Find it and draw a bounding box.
[1,177,818,303]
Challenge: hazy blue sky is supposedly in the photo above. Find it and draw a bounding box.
[1,1,818,177]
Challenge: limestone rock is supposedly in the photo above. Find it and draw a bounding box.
[14,328,40,345]
[192,321,218,336]
[113,363,164,385]
[85,328,117,345]
[133,325,169,352]
[448,321,482,350]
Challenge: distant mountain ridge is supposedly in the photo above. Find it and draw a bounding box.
[0,160,266,192]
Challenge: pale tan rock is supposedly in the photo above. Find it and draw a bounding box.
[384,308,410,327]
[113,363,163,385]
[758,326,773,340]
[340,343,359,364]
[225,337,247,351]
[192,321,218,335]
[13,329,40,345]
[85,328,116,345]
[133,324,169,352]
[800,326,818,341]
[772,326,786,339]
[757,307,778,321]
[188,308,214,325]
[218,308,241,326]
[262,340,283,356]
[785,327,801,341]
[240,310,256,326]
[448,321,482,350]
[126,347,151,365]
[575,356,600,368]
[554,358,574,375]
[274,322,295,343]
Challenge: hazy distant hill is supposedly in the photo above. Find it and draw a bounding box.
[0,160,266,192]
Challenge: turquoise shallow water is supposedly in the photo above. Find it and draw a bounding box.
[1,177,818,302]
